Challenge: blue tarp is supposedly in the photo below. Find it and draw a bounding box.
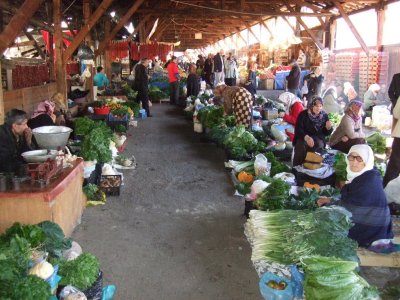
[274,70,310,90]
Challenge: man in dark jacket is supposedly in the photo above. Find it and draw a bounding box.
[388,73,400,112]
[0,109,34,174]
[286,60,301,98]
[213,49,225,86]
[134,58,151,117]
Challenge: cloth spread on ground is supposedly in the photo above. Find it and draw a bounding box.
[293,163,334,179]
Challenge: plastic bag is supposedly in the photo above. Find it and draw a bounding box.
[249,180,270,200]
[271,124,289,142]
[385,175,400,204]
[290,265,304,299]
[59,285,87,300]
[254,154,271,176]
[301,84,308,96]
[259,272,294,300]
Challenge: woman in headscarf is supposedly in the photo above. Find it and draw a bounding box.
[28,93,68,129]
[329,100,365,153]
[214,83,253,128]
[363,83,381,111]
[292,96,333,166]
[318,144,393,248]
[277,92,305,141]
[322,83,344,114]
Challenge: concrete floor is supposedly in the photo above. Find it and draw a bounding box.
[72,104,262,300]
[72,102,400,300]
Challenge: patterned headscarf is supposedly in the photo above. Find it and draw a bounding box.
[278,92,302,114]
[346,100,363,122]
[31,100,55,119]
[307,96,326,130]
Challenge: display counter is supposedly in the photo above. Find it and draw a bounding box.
[0,159,86,237]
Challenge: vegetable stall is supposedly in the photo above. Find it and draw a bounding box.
[183,88,400,299]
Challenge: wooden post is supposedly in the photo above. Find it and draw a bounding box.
[333,1,369,54]
[96,0,146,56]
[0,0,44,54]
[376,3,385,52]
[330,19,337,51]
[0,61,4,125]
[63,0,113,63]
[54,0,66,100]
[104,19,112,79]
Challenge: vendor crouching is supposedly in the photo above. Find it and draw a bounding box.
[318,145,393,248]
[214,83,253,128]
[292,96,333,166]
[0,109,34,173]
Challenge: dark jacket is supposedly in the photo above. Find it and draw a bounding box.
[293,109,332,146]
[27,114,54,130]
[186,74,200,97]
[304,73,324,99]
[204,58,213,74]
[388,73,400,108]
[286,64,301,90]
[340,169,393,247]
[0,124,32,173]
[213,53,224,72]
[134,63,149,101]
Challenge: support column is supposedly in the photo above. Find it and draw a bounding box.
[0,61,4,125]
[54,0,67,100]
[376,3,385,52]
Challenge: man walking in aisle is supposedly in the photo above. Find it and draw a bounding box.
[213,49,225,86]
[134,58,152,117]
[167,56,180,105]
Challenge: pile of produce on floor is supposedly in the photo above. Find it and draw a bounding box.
[0,221,115,300]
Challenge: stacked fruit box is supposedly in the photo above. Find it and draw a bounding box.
[334,53,359,85]
[359,52,389,95]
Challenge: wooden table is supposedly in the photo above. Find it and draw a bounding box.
[0,159,86,237]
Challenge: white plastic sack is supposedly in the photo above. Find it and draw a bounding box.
[249,180,270,200]
[271,124,288,142]
[385,175,400,204]
[254,154,271,176]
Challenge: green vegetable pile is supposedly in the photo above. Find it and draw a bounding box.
[74,116,96,136]
[285,187,341,210]
[148,86,168,101]
[122,84,138,101]
[246,207,358,264]
[197,106,224,129]
[301,256,379,300]
[328,112,342,128]
[366,132,387,154]
[207,126,233,146]
[265,151,290,176]
[256,178,291,211]
[80,123,113,163]
[0,222,72,299]
[334,153,347,182]
[223,125,260,160]
[54,252,100,290]
[83,183,106,203]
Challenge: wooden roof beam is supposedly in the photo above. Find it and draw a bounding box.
[287,5,324,50]
[23,29,46,59]
[0,1,73,42]
[332,0,369,54]
[152,18,170,41]
[63,0,113,63]
[96,0,145,55]
[0,0,44,54]
[129,15,151,39]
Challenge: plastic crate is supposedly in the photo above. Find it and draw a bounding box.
[98,175,122,196]
[106,114,129,131]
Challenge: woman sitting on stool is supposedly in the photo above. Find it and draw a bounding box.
[292,96,333,166]
[329,100,365,153]
[318,144,393,248]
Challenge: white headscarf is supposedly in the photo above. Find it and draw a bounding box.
[368,83,380,92]
[346,144,375,183]
[278,92,302,114]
